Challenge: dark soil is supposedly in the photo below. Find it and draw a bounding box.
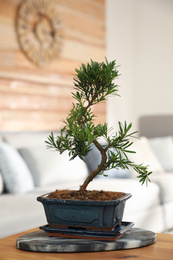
[47,189,125,201]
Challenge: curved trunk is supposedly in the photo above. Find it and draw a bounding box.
[80,139,107,191]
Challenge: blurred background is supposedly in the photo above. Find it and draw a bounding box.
[107,0,173,132]
[0,0,172,133]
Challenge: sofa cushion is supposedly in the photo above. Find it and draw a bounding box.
[19,146,89,187]
[151,173,173,203]
[0,192,46,238]
[84,144,131,179]
[127,137,164,176]
[148,136,173,172]
[0,173,4,194]
[0,142,34,194]
[3,132,49,149]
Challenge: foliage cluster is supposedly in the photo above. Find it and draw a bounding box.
[46,59,152,191]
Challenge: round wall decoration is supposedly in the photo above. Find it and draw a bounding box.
[16,0,63,66]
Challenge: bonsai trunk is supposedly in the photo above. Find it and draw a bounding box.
[80,139,107,191]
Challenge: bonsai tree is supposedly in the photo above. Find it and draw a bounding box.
[46,59,152,192]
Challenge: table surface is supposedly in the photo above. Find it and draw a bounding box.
[1,228,173,260]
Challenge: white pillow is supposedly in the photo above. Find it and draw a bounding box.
[127,137,164,176]
[19,146,89,187]
[0,142,34,194]
[148,136,173,172]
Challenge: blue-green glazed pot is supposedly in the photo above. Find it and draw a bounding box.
[37,192,131,231]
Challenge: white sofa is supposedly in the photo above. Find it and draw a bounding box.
[0,122,173,238]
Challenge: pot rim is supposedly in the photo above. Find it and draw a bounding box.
[37,192,132,205]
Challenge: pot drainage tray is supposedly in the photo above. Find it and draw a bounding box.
[40,221,134,241]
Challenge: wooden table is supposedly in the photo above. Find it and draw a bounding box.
[0,228,173,260]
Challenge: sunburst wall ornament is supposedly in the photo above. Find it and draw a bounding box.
[16,0,63,66]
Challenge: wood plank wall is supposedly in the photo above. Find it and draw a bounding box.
[0,0,105,131]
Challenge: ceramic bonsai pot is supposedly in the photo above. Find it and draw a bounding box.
[37,192,131,231]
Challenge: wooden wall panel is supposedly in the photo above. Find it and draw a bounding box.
[0,0,105,131]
